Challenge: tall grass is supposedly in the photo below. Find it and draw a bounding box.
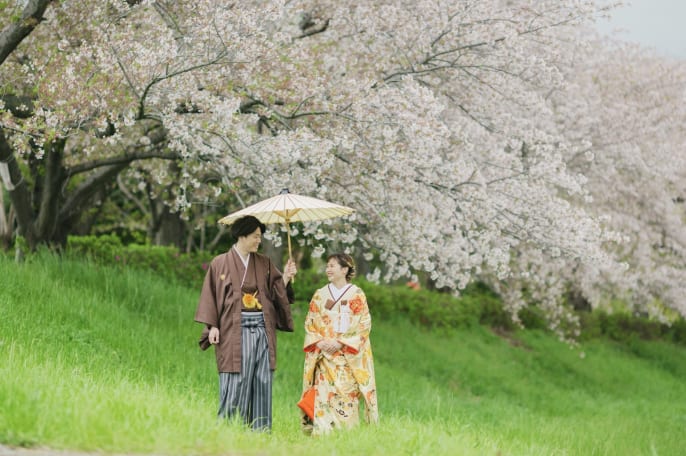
[1,253,685,455]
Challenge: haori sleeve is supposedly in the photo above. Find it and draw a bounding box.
[195,261,218,328]
[303,291,325,352]
[268,259,295,332]
[194,261,219,350]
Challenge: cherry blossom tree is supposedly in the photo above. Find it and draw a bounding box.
[1,0,177,249]
[8,0,683,334]
[233,0,623,328]
[553,37,686,322]
[483,30,686,337]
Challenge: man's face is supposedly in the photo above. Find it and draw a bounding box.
[239,227,262,253]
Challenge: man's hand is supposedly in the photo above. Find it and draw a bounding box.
[283,258,297,284]
[209,326,220,344]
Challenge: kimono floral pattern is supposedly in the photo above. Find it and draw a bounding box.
[301,284,378,435]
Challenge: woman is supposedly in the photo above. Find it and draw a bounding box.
[299,253,378,435]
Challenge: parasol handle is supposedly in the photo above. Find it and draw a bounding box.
[286,222,294,284]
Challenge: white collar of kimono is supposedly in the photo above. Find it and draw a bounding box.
[232,245,250,287]
[233,245,251,266]
[328,282,352,301]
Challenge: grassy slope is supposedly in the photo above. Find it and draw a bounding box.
[1,253,685,455]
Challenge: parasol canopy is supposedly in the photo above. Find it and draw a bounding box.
[218,188,355,258]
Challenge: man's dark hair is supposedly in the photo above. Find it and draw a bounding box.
[231,215,267,240]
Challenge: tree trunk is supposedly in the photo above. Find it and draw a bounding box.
[0,188,13,250]
[2,119,175,252]
[35,138,67,245]
[153,205,186,248]
[0,128,38,249]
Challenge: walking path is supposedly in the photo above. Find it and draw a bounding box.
[0,445,147,456]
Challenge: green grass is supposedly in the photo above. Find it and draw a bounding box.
[1,253,685,455]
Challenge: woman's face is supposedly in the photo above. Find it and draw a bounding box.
[325,258,348,284]
[237,227,262,253]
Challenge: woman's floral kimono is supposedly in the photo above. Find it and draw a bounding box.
[301,284,378,435]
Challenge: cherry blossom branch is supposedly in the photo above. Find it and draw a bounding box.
[135,51,228,119]
[66,121,171,176]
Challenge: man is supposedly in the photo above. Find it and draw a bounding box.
[195,215,297,431]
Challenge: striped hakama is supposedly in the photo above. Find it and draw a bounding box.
[218,312,273,430]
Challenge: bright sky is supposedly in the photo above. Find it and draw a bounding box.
[595,0,686,59]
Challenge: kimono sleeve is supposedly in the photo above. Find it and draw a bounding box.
[303,291,325,352]
[268,259,294,332]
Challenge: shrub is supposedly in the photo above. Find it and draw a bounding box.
[67,234,123,262]
[574,310,686,346]
[66,235,213,289]
[62,234,685,344]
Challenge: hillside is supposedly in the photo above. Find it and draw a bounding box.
[1,253,685,455]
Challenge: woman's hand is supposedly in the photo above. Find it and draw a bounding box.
[283,258,297,284]
[209,326,220,344]
[317,339,342,355]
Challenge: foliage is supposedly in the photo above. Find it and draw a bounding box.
[66,234,214,289]
[578,310,686,346]
[58,238,686,345]
[1,253,686,455]
[66,234,124,262]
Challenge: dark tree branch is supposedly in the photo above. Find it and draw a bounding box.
[67,148,181,176]
[380,10,592,86]
[35,138,66,240]
[60,132,179,228]
[60,146,182,226]
[296,18,330,39]
[66,122,170,175]
[136,50,227,119]
[116,173,148,215]
[0,0,54,66]
[59,163,128,222]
